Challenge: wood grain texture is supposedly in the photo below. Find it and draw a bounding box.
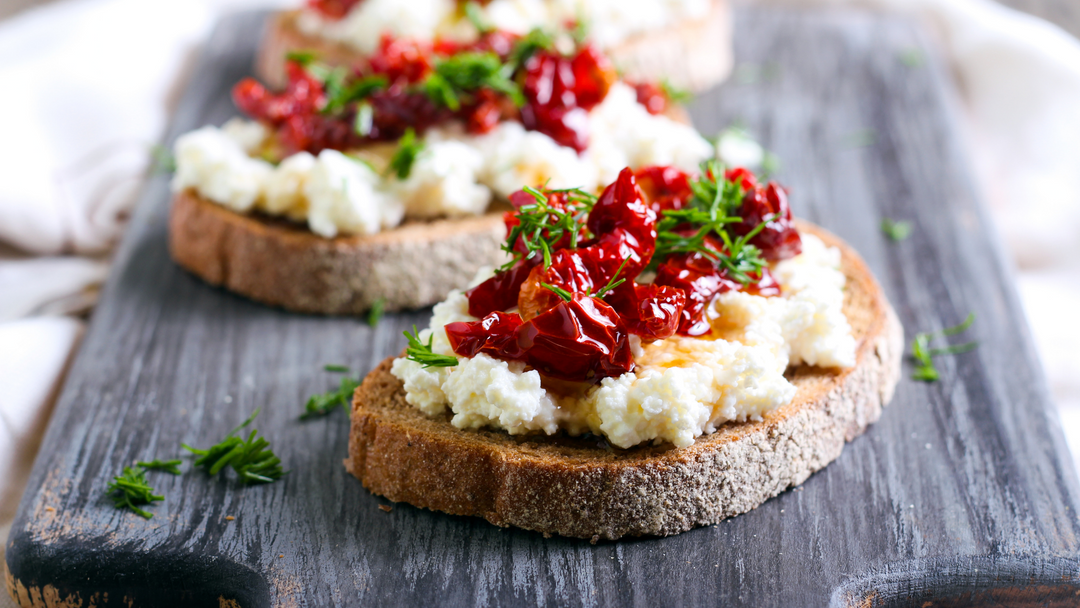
[7,8,1080,607]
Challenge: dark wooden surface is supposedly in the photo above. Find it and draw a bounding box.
[7,8,1080,608]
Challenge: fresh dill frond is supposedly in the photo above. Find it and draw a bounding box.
[136,459,182,475]
[500,185,593,270]
[404,326,459,368]
[367,298,386,327]
[107,466,164,519]
[387,128,425,180]
[183,409,285,485]
[150,145,176,174]
[302,366,359,420]
[422,51,525,110]
[911,313,978,382]
[881,218,912,241]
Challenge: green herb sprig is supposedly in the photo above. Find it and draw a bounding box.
[183,410,285,485]
[301,367,360,420]
[404,326,459,368]
[387,128,425,180]
[137,459,183,475]
[501,185,595,270]
[651,160,771,286]
[107,466,164,519]
[507,28,555,73]
[367,298,386,327]
[911,313,978,382]
[881,218,912,241]
[541,282,573,302]
[422,52,524,111]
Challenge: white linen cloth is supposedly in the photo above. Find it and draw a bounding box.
[1,0,1079,592]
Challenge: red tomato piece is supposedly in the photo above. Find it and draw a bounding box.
[732,182,802,261]
[634,166,693,213]
[445,312,526,360]
[516,295,634,382]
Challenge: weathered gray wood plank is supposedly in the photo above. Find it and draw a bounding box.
[6,8,1080,607]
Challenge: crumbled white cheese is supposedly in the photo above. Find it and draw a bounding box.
[391,141,492,218]
[589,83,714,181]
[262,151,315,222]
[474,122,599,199]
[392,233,857,448]
[586,336,794,448]
[221,118,269,154]
[172,126,273,213]
[303,149,403,237]
[296,0,457,55]
[772,234,856,368]
[443,354,560,435]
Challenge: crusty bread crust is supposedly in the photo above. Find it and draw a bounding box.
[256,1,733,92]
[345,223,903,539]
[168,190,508,314]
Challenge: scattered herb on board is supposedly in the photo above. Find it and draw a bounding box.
[137,459,183,475]
[301,367,360,420]
[107,466,164,519]
[368,298,386,327]
[911,313,978,382]
[150,145,176,174]
[899,49,924,68]
[881,218,912,241]
[183,409,285,484]
[387,128,425,180]
[404,326,459,368]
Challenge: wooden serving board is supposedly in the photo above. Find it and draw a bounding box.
[7,8,1080,607]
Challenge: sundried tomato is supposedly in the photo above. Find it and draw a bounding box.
[634,166,693,213]
[445,312,526,360]
[586,168,657,265]
[732,182,802,261]
[631,82,668,115]
[448,295,634,382]
[654,250,742,336]
[367,36,433,85]
[603,282,685,341]
[520,46,615,153]
[724,167,758,192]
[465,257,539,319]
[306,0,359,19]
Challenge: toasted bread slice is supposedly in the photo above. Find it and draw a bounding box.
[256,0,733,92]
[168,190,509,314]
[345,223,903,540]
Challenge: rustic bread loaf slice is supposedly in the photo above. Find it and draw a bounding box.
[169,189,508,314]
[345,223,903,540]
[256,0,733,92]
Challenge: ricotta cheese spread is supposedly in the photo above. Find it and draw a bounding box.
[297,0,711,56]
[390,233,856,449]
[172,83,721,238]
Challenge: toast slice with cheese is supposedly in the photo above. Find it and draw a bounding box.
[345,222,903,540]
[169,190,509,314]
[256,0,733,92]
